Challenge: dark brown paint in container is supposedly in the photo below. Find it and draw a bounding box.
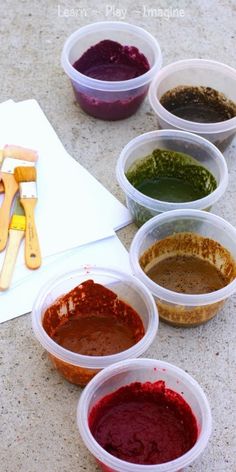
[160,85,236,123]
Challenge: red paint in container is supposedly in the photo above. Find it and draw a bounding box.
[72,40,150,120]
[89,380,198,466]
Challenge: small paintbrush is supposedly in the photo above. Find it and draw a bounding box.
[0,198,26,290]
[0,150,4,193]
[0,145,38,251]
[14,166,41,270]
[3,145,38,162]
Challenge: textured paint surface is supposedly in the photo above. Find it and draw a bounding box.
[89,380,198,465]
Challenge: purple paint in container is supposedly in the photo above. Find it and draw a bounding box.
[61,22,162,121]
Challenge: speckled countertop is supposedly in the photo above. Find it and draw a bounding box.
[1,1,236,471]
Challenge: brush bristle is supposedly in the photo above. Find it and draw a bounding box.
[3,145,38,162]
[14,166,37,183]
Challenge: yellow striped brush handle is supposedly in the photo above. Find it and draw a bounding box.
[0,215,26,290]
[10,215,26,231]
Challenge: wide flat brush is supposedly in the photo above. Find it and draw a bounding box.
[0,146,38,194]
[0,198,25,291]
[0,145,38,251]
[14,166,41,269]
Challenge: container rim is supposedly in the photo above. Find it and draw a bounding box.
[129,209,236,306]
[77,358,212,472]
[116,129,228,212]
[149,58,236,133]
[61,21,162,91]
[32,265,159,369]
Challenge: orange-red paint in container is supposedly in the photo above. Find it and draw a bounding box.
[32,267,159,386]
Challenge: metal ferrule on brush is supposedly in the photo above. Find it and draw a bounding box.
[19,182,37,199]
[1,158,35,174]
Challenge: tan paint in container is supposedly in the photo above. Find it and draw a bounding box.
[139,232,236,327]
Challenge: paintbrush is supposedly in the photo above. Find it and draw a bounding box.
[0,146,38,194]
[3,145,38,162]
[0,198,25,291]
[0,150,4,193]
[14,166,41,269]
[0,145,38,251]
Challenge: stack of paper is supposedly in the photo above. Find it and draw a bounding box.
[0,99,132,323]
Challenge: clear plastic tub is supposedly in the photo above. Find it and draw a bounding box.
[149,59,236,151]
[61,21,162,120]
[77,358,212,472]
[32,266,158,386]
[116,130,228,227]
[129,209,236,327]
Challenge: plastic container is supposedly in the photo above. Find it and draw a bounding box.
[129,209,236,327]
[149,59,236,151]
[61,21,162,120]
[116,129,228,227]
[32,266,158,386]
[78,358,212,472]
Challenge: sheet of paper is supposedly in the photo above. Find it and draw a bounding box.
[2,99,132,231]
[0,100,14,111]
[0,234,131,324]
[0,99,132,273]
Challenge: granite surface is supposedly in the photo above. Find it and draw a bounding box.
[1,1,236,471]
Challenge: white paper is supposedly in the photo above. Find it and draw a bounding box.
[0,100,14,111]
[2,99,132,231]
[0,234,131,324]
[0,99,131,270]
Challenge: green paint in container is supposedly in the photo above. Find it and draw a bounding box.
[125,149,217,226]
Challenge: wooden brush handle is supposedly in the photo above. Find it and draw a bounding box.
[20,198,41,269]
[0,174,18,251]
[0,151,4,192]
[0,229,24,290]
